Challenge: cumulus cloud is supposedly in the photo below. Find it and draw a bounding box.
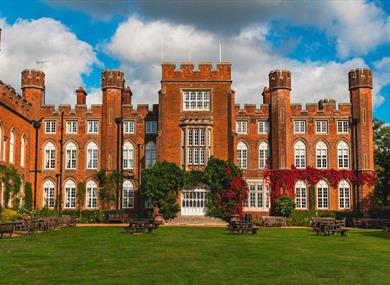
[48,0,390,58]
[0,17,98,105]
[104,16,385,108]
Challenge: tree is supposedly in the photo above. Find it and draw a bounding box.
[204,157,248,218]
[141,161,185,219]
[373,118,390,206]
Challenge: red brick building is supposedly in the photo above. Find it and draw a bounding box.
[0,63,375,215]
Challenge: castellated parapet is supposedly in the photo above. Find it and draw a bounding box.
[348,68,372,90]
[21,69,45,90]
[268,70,291,90]
[101,69,125,90]
[161,62,231,81]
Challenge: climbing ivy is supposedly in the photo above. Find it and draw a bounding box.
[0,164,22,207]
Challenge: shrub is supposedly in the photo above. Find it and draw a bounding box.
[0,209,20,222]
[287,210,359,226]
[274,195,295,217]
[24,182,33,210]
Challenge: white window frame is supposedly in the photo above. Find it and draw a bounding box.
[244,180,270,210]
[45,120,57,134]
[86,142,98,169]
[20,135,25,167]
[145,121,157,134]
[43,180,55,209]
[186,128,207,166]
[294,140,306,169]
[123,120,135,134]
[64,180,76,209]
[294,120,306,134]
[317,180,329,209]
[183,90,211,111]
[258,141,268,169]
[337,140,350,169]
[316,141,328,169]
[315,120,328,134]
[295,180,307,209]
[236,121,248,134]
[123,141,134,170]
[122,180,134,209]
[86,180,98,209]
[145,141,156,169]
[338,180,351,209]
[65,142,77,170]
[237,141,248,169]
[258,121,269,134]
[9,130,15,164]
[337,121,349,133]
[44,142,56,170]
[66,121,78,134]
[87,120,99,134]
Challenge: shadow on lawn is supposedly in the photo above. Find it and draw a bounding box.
[353,230,390,240]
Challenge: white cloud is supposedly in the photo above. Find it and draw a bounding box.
[105,16,385,108]
[0,17,98,105]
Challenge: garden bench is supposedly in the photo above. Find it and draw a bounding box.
[263,216,287,227]
[228,221,259,235]
[354,218,388,229]
[107,214,129,223]
[311,218,348,236]
[0,223,15,238]
[124,219,158,234]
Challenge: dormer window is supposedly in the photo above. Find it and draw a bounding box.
[183,91,210,111]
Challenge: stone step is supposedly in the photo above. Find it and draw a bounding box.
[167,216,227,226]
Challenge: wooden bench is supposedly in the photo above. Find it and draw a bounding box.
[228,221,260,235]
[107,214,129,223]
[124,219,158,234]
[311,217,348,236]
[353,218,388,229]
[0,223,15,239]
[263,216,287,227]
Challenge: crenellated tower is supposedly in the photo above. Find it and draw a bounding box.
[349,67,375,211]
[21,69,45,119]
[269,70,292,170]
[101,70,125,171]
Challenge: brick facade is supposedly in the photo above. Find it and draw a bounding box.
[0,63,375,215]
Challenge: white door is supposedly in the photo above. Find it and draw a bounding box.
[181,187,208,216]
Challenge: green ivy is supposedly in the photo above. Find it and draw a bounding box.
[95,171,120,210]
[24,182,33,210]
[308,185,316,211]
[0,164,22,207]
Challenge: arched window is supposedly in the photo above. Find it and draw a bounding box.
[316,141,328,169]
[339,180,351,209]
[295,180,307,209]
[123,141,134,170]
[86,142,98,169]
[337,141,349,169]
[9,130,15,164]
[145,141,156,169]
[317,179,329,209]
[122,180,134,209]
[44,142,56,169]
[294,140,306,168]
[237,142,248,169]
[258,142,269,169]
[86,180,98,208]
[43,180,55,208]
[65,142,77,169]
[20,135,25,167]
[64,180,76,208]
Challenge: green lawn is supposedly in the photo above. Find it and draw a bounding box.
[0,227,389,285]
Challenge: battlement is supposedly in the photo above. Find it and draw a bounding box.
[269,70,291,91]
[21,69,45,90]
[102,69,125,90]
[348,68,372,90]
[234,103,270,116]
[0,80,32,117]
[161,62,231,81]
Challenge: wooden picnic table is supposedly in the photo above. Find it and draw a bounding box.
[124,219,158,234]
[311,218,348,236]
[228,221,260,235]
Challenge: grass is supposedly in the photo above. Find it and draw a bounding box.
[0,227,389,285]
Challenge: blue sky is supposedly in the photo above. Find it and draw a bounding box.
[0,0,390,122]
